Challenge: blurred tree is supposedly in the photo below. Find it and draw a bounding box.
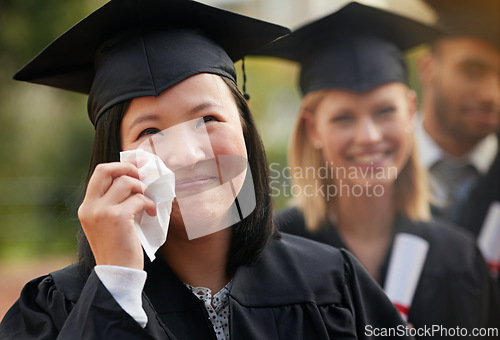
[0,0,106,260]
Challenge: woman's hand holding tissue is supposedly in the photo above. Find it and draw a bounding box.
[78,162,157,270]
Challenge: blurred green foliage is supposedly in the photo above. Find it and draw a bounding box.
[0,0,107,260]
[237,57,301,209]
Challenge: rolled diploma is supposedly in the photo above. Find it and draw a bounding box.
[384,233,429,321]
[477,201,500,278]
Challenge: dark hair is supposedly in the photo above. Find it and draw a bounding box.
[77,76,278,274]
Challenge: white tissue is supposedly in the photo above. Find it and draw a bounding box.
[478,201,500,278]
[384,233,429,321]
[120,149,175,262]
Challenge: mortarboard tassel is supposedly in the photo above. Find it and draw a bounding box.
[241,57,250,101]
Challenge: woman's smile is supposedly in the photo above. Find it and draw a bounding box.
[348,149,392,167]
[175,175,219,195]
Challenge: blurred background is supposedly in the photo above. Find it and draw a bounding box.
[0,0,429,317]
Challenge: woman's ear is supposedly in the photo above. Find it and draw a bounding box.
[407,90,418,118]
[405,89,418,133]
[417,50,436,87]
[303,110,322,149]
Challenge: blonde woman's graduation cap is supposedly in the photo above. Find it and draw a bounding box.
[14,0,290,126]
[258,1,440,95]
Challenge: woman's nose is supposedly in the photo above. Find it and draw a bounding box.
[354,117,382,144]
[150,124,210,171]
[168,139,206,170]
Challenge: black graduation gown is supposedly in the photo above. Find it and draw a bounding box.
[275,207,500,337]
[0,234,411,339]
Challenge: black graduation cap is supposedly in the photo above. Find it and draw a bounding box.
[13,0,290,126]
[258,1,439,95]
[423,0,499,49]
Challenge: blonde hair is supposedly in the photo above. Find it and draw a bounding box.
[288,90,431,232]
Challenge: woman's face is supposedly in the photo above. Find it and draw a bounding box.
[120,73,248,239]
[306,82,416,189]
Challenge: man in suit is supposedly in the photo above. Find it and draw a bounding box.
[417,0,499,234]
[417,0,500,284]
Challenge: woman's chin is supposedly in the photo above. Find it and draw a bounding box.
[175,188,236,239]
[333,177,393,198]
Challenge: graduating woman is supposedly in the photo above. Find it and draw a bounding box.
[0,0,411,339]
[267,1,500,334]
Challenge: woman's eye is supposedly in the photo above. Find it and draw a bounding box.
[377,107,396,116]
[196,115,217,128]
[329,108,355,123]
[331,115,352,123]
[138,127,161,138]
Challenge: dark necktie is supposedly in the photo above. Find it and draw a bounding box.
[429,160,479,222]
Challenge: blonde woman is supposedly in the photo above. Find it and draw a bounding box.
[267,1,500,333]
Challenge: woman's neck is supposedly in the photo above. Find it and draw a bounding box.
[333,185,395,236]
[160,227,232,293]
[331,184,396,281]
